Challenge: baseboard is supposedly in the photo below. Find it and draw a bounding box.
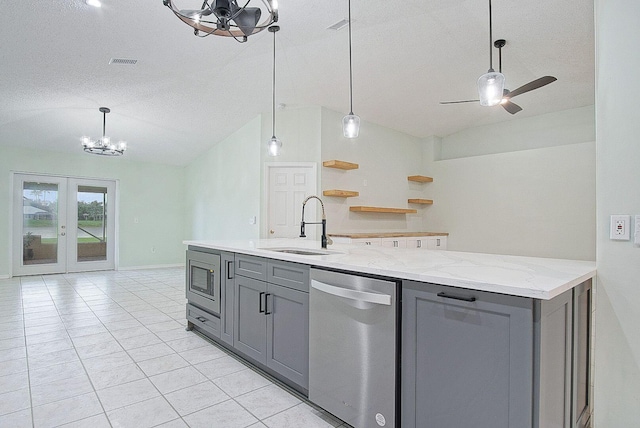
[118,263,184,271]
[0,274,11,280]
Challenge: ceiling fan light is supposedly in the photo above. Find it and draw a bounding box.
[343,113,360,139]
[267,136,282,157]
[478,71,505,106]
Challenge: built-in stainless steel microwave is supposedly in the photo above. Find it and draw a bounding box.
[186,250,221,316]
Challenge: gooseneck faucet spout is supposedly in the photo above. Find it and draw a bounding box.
[300,195,331,249]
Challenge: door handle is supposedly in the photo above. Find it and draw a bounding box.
[270,230,275,234]
[437,292,476,302]
[311,280,391,305]
[264,293,271,315]
[60,232,66,236]
[227,260,233,279]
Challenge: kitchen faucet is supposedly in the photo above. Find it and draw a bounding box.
[300,195,332,249]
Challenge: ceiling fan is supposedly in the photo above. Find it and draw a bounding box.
[440,0,557,115]
[441,39,557,114]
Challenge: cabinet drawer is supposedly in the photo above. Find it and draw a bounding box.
[381,237,407,248]
[235,254,268,281]
[187,303,220,338]
[267,260,310,292]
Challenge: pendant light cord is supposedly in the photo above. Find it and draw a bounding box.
[272,27,277,137]
[348,0,354,114]
[488,0,494,72]
[102,110,107,138]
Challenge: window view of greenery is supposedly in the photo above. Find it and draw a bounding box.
[22,184,108,264]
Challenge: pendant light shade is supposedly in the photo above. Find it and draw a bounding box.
[342,0,359,139]
[478,71,505,106]
[267,136,282,157]
[266,25,282,157]
[477,0,505,107]
[342,113,360,138]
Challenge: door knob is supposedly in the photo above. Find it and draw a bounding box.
[270,230,275,234]
[60,232,66,236]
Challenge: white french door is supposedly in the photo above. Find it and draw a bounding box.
[12,173,117,276]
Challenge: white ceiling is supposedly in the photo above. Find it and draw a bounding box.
[0,0,594,166]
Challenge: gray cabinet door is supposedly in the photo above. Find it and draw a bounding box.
[234,276,267,364]
[266,283,309,390]
[572,280,592,428]
[220,252,235,346]
[402,281,534,428]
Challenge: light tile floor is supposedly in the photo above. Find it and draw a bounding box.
[0,268,348,428]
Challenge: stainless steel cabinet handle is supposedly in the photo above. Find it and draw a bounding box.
[196,316,207,322]
[311,280,391,305]
[417,240,422,248]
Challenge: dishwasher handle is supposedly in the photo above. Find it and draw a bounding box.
[311,280,391,305]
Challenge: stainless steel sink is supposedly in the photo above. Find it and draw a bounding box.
[259,247,342,256]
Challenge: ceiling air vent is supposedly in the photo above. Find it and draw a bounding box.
[327,19,349,31]
[109,58,138,65]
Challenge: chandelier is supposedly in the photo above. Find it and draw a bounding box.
[163,0,279,43]
[81,107,127,156]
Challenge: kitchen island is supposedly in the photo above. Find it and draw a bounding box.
[184,238,595,428]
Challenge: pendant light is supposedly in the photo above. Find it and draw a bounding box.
[267,25,282,157]
[477,0,505,107]
[342,0,360,138]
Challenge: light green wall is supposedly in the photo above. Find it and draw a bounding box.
[594,0,640,424]
[184,115,262,241]
[0,146,185,276]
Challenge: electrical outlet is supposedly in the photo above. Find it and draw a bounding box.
[610,215,631,240]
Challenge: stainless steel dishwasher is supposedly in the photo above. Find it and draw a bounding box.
[309,268,399,428]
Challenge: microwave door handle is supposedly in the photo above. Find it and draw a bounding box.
[311,280,391,306]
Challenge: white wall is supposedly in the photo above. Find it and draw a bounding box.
[0,146,186,276]
[594,0,640,425]
[425,141,596,260]
[184,116,262,241]
[320,108,426,233]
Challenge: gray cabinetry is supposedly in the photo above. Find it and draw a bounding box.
[220,252,235,346]
[402,281,534,428]
[234,257,310,392]
[572,280,592,428]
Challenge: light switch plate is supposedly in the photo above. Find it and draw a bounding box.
[610,215,631,240]
[635,215,640,245]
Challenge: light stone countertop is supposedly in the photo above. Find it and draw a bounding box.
[184,238,596,300]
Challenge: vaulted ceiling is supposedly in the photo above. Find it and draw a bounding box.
[0,0,594,166]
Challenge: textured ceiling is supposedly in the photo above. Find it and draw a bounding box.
[0,0,594,166]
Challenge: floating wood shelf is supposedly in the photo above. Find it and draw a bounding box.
[350,206,417,214]
[323,160,359,170]
[408,175,433,183]
[323,190,359,198]
[408,199,434,205]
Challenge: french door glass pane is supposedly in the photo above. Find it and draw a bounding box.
[77,185,108,262]
[22,182,58,265]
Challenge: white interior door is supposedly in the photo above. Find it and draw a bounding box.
[12,173,116,276]
[266,163,317,239]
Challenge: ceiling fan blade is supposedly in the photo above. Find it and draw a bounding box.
[440,100,480,105]
[231,7,262,36]
[505,76,557,99]
[501,100,523,114]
